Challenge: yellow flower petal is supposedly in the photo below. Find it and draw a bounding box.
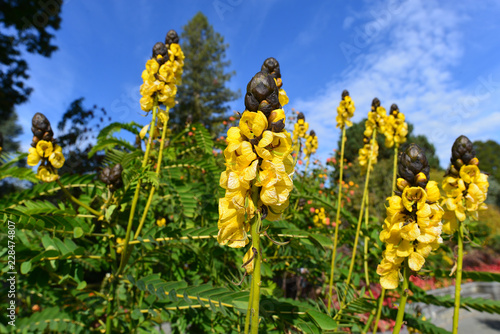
[408,252,425,271]
[27,148,41,166]
[380,270,399,290]
[396,240,414,257]
[36,140,54,158]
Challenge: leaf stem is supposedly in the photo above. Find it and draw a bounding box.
[345,129,376,289]
[116,99,158,276]
[246,186,262,334]
[134,108,169,240]
[328,126,346,312]
[56,178,102,217]
[452,219,464,334]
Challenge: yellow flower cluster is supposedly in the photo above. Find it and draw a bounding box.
[218,108,294,248]
[28,141,65,182]
[336,90,355,129]
[139,32,185,112]
[358,136,379,174]
[292,112,309,144]
[384,104,408,148]
[156,218,166,227]
[303,130,318,158]
[364,98,387,139]
[377,180,443,289]
[313,207,326,227]
[442,164,488,234]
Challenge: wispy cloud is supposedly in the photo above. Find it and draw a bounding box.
[294,0,500,167]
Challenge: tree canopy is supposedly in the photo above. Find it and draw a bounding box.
[175,12,239,131]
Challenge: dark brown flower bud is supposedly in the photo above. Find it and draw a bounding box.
[371,98,381,110]
[152,42,168,63]
[244,71,280,118]
[451,135,476,168]
[390,104,399,115]
[261,57,281,87]
[99,167,111,184]
[100,164,123,191]
[398,143,430,187]
[297,112,305,121]
[309,130,316,137]
[31,113,54,146]
[270,119,285,132]
[165,30,179,46]
[342,90,349,99]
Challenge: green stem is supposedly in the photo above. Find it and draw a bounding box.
[116,100,158,276]
[372,288,385,333]
[134,108,169,240]
[373,145,398,333]
[452,219,464,334]
[244,272,255,334]
[392,262,410,334]
[345,129,377,289]
[248,186,262,334]
[327,126,346,312]
[392,146,398,193]
[56,179,102,217]
[363,194,374,299]
[105,280,117,333]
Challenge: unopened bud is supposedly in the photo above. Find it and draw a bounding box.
[396,178,410,192]
[165,29,179,45]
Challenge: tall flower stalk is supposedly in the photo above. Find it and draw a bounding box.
[373,103,408,332]
[441,136,489,334]
[327,89,355,312]
[218,59,293,334]
[376,144,444,334]
[117,29,184,276]
[345,98,385,290]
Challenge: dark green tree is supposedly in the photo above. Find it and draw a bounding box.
[0,112,22,152]
[473,140,500,182]
[175,12,239,131]
[57,98,107,174]
[0,0,62,120]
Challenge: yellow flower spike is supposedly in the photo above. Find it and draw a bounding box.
[49,151,65,169]
[408,252,425,271]
[35,140,54,158]
[27,147,41,166]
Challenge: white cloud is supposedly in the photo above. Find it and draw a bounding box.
[293,0,500,167]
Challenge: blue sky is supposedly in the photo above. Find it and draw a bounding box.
[15,0,500,167]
